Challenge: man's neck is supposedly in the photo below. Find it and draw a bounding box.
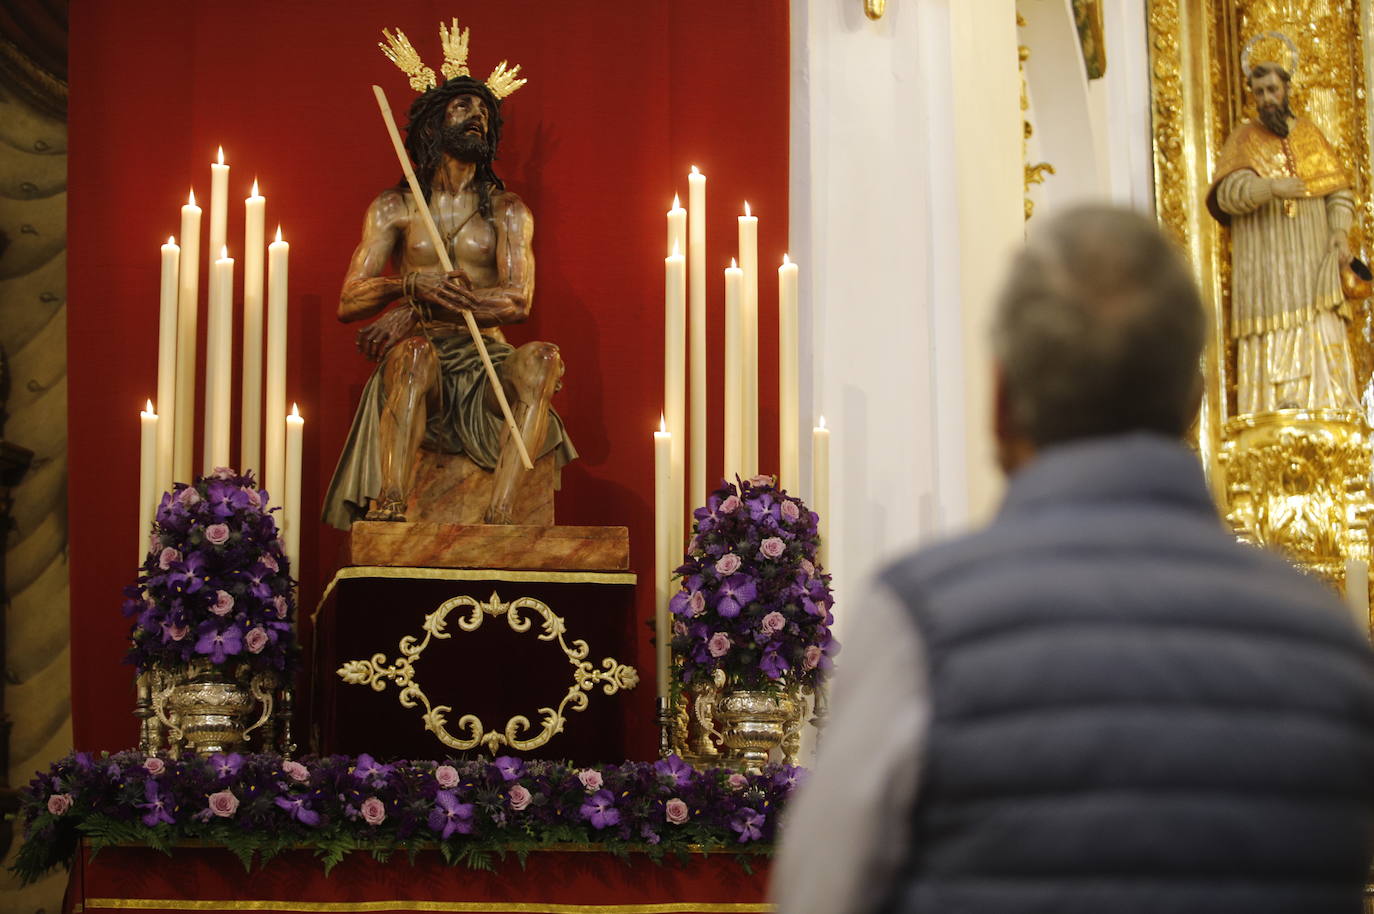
[433,155,479,195]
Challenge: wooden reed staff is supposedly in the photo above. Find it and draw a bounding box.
[371,84,534,471]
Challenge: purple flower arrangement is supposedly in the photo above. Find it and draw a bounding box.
[670,477,838,690]
[122,469,296,676]
[12,751,803,884]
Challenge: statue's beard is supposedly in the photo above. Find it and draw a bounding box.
[440,123,492,163]
[1258,99,1293,137]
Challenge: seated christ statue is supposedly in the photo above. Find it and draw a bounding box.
[322,24,576,529]
[1206,57,1359,415]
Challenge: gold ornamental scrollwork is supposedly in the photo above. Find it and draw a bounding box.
[337,591,638,754]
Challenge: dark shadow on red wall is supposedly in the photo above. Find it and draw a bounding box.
[67,1,789,760]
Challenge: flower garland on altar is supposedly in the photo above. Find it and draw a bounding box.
[671,476,838,690]
[12,752,804,883]
[123,469,297,676]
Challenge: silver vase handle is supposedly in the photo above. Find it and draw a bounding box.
[241,672,278,739]
[151,675,184,747]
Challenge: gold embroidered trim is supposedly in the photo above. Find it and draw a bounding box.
[83,901,772,913]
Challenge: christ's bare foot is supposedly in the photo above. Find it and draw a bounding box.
[365,499,407,522]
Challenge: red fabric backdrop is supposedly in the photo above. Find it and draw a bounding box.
[67,1,790,758]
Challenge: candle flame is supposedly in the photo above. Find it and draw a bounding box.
[819,415,827,429]
[672,193,681,210]
[167,235,176,245]
[221,245,229,260]
[145,399,155,413]
[744,201,752,217]
[217,146,225,165]
[188,189,197,206]
[252,178,260,197]
[290,403,301,419]
[275,226,283,243]
[730,257,738,269]
[783,253,791,265]
[691,165,700,175]
[671,240,680,257]
[659,414,667,434]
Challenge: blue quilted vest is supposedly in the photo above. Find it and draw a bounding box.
[876,434,1374,914]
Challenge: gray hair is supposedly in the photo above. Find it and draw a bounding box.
[992,206,1205,446]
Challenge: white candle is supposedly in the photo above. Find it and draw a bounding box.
[156,237,180,498]
[284,404,304,581]
[204,247,234,473]
[724,260,743,482]
[813,417,831,569]
[1346,558,1370,636]
[241,179,266,479]
[739,203,759,478]
[174,191,201,483]
[139,401,158,564]
[778,254,800,493]
[209,147,229,268]
[688,166,707,510]
[665,242,686,573]
[667,194,686,259]
[264,227,290,501]
[654,416,672,701]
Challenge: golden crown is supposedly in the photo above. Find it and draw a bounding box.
[379,18,527,99]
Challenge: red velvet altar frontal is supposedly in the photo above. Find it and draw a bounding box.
[67,841,773,914]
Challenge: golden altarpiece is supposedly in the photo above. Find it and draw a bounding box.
[1147,0,1374,617]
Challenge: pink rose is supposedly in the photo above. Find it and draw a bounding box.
[283,760,310,783]
[687,535,700,555]
[245,627,269,654]
[435,765,459,788]
[47,793,72,816]
[246,489,263,508]
[162,621,189,642]
[143,757,165,776]
[360,796,387,825]
[212,466,235,479]
[719,495,741,514]
[158,547,181,570]
[208,790,239,817]
[748,475,773,487]
[260,554,279,573]
[205,524,230,545]
[273,595,289,619]
[761,611,786,635]
[781,500,801,522]
[688,591,706,616]
[760,537,786,559]
[727,772,748,789]
[210,590,235,616]
[508,784,532,811]
[803,645,822,670]
[178,487,201,507]
[673,620,689,637]
[800,558,815,578]
[708,632,732,657]
[665,797,689,825]
[715,553,742,576]
[577,769,603,792]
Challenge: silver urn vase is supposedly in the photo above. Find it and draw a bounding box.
[151,660,276,756]
[714,685,803,771]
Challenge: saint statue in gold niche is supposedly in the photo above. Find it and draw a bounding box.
[1206,37,1359,416]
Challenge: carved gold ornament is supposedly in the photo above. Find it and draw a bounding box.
[337,591,638,754]
[864,0,886,21]
[380,19,526,99]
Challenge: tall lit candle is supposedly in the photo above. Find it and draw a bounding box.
[813,416,831,569]
[284,404,304,580]
[209,147,229,266]
[688,166,707,509]
[667,194,686,259]
[264,227,290,501]
[156,236,180,497]
[724,259,743,481]
[778,254,800,492]
[654,416,672,700]
[139,401,158,564]
[204,247,234,473]
[174,190,201,483]
[241,179,266,478]
[665,241,686,569]
[739,203,759,478]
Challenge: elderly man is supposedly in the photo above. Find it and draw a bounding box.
[1207,62,1359,413]
[772,207,1374,914]
[322,64,575,529]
